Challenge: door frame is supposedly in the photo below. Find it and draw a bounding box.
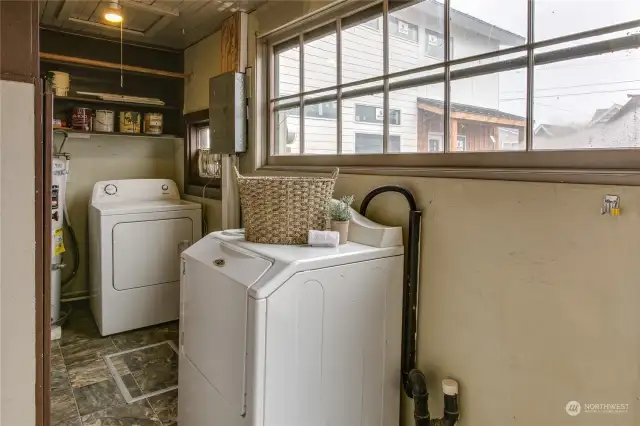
[0,0,50,424]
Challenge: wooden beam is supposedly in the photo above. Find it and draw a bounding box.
[450,118,458,152]
[220,12,248,73]
[120,0,180,16]
[67,17,145,36]
[39,52,189,79]
[144,15,174,37]
[418,101,526,127]
[220,13,240,73]
[56,0,76,24]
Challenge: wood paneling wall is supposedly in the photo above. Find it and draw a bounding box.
[0,0,39,82]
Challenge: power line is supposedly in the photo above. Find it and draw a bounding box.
[501,87,640,101]
[500,78,640,93]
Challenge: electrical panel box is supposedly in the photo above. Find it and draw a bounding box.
[209,72,246,154]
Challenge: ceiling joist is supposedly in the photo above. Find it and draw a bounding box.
[55,0,77,24]
[119,0,180,17]
[68,17,146,37]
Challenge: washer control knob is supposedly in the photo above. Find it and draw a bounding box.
[162,184,169,191]
[104,184,117,195]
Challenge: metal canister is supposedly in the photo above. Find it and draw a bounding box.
[143,112,163,135]
[93,110,115,132]
[119,111,141,133]
[71,107,92,131]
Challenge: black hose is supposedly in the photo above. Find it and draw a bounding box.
[360,185,421,397]
[360,186,460,426]
[54,130,69,153]
[61,217,79,290]
[360,185,418,213]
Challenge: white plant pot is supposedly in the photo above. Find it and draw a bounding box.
[331,220,349,245]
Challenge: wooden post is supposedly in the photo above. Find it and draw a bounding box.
[219,11,247,230]
[220,12,248,74]
[450,118,458,152]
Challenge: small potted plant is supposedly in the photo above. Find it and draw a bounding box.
[330,195,354,245]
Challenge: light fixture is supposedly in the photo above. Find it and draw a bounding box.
[104,1,123,23]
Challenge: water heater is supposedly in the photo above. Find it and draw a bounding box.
[51,156,68,322]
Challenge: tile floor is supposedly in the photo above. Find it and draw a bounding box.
[51,302,179,426]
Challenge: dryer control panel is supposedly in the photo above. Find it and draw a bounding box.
[91,179,180,203]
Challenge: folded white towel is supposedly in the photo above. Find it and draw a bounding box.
[308,230,340,247]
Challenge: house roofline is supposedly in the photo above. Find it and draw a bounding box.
[419,0,526,45]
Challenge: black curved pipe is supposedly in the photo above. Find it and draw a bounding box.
[360,185,418,213]
[408,369,430,426]
[360,185,420,397]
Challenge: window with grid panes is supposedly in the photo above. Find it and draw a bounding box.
[267,0,640,164]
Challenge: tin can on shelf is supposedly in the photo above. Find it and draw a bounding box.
[48,71,70,97]
[119,111,141,133]
[93,110,115,132]
[143,113,163,135]
[71,107,92,131]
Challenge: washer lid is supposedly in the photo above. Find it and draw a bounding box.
[94,199,201,215]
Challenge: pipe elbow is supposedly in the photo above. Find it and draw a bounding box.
[408,369,428,398]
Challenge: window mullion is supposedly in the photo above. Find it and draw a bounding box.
[336,18,343,155]
[299,33,305,155]
[526,0,535,152]
[382,0,389,154]
[444,0,451,153]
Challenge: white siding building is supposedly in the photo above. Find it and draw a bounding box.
[274,0,526,154]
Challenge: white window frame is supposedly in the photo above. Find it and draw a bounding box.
[260,0,640,185]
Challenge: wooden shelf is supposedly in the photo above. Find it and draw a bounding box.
[55,95,179,110]
[40,53,188,79]
[55,129,180,140]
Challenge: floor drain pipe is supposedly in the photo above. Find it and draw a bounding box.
[360,186,460,426]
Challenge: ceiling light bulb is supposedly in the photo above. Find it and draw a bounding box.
[104,2,123,23]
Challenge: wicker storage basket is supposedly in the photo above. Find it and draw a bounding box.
[235,167,339,244]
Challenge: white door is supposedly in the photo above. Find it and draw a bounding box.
[112,218,193,290]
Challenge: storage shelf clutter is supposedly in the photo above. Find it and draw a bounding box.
[56,96,179,110]
[56,129,180,140]
[41,30,185,138]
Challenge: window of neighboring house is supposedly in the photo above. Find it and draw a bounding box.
[265,0,640,180]
[389,16,419,42]
[424,29,453,60]
[355,104,401,125]
[184,109,220,197]
[355,133,401,153]
[290,101,338,119]
[427,133,443,152]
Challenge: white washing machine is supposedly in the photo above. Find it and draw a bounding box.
[179,230,404,426]
[89,179,202,336]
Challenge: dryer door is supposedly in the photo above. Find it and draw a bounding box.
[113,217,193,290]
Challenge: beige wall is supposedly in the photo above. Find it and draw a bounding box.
[57,134,178,295]
[0,80,36,426]
[334,174,640,426]
[184,30,222,114]
[181,30,225,225]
